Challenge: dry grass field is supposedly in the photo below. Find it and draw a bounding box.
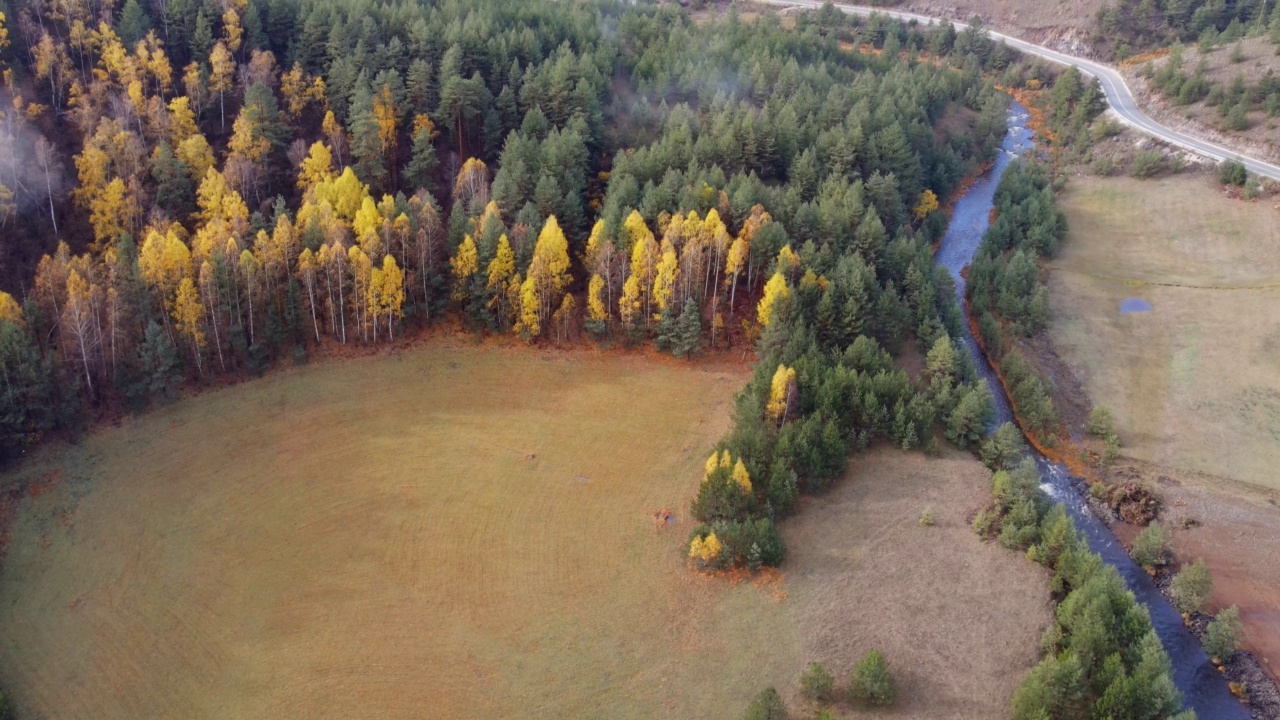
[0,341,1047,720]
[1050,174,1280,678]
[1051,175,1280,492]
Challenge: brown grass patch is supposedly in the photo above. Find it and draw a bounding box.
[0,344,1048,719]
[781,446,1051,718]
[1051,174,1280,491]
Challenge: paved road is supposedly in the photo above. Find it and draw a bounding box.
[762,0,1280,181]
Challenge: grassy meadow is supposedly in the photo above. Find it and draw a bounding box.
[1051,175,1280,492]
[0,342,1045,719]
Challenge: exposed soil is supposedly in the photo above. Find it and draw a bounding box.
[1100,461,1280,703]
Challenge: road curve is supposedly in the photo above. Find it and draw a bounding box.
[761,0,1280,181]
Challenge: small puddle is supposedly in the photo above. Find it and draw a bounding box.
[1120,297,1153,314]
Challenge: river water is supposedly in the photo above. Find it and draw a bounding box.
[934,101,1250,719]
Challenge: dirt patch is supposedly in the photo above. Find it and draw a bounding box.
[1111,460,1280,712]
[782,446,1052,719]
[900,0,1104,56]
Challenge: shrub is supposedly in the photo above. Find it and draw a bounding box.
[1204,606,1243,661]
[848,649,896,706]
[919,507,935,527]
[1171,559,1213,614]
[1218,158,1248,186]
[743,687,788,720]
[1131,151,1165,178]
[1091,156,1115,176]
[1130,521,1169,569]
[1226,101,1250,131]
[800,662,834,701]
[1086,406,1114,437]
[1101,433,1121,466]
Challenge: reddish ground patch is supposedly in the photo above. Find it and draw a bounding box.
[1113,463,1280,686]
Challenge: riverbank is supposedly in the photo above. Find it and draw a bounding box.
[935,100,1251,718]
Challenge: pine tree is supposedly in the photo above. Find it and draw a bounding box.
[119,0,154,47]
[672,298,702,359]
[404,121,438,193]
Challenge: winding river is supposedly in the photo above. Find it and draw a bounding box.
[935,101,1251,719]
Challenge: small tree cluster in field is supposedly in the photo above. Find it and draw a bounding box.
[1087,406,1114,437]
[1171,559,1214,614]
[1086,406,1121,466]
[1130,520,1169,569]
[848,650,897,706]
[742,687,787,720]
[919,507,936,527]
[800,661,834,702]
[1204,606,1243,662]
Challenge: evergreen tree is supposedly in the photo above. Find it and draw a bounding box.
[119,0,154,47]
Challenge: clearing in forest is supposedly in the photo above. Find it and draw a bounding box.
[0,342,1045,719]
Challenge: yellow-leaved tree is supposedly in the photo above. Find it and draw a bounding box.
[296,247,321,342]
[172,276,205,375]
[515,271,540,339]
[0,291,22,324]
[450,234,478,302]
[766,364,797,424]
[519,215,572,337]
[586,274,608,327]
[651,239,678,318]
[776,244,801,279]
[624,212,659,328]
[732,459,752,494]
[704,451,721,479]
[914,189,940,220]
[297,141,334,190]
[757,272,790,328]
[689,532,723,566]
[486,234,517,329]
